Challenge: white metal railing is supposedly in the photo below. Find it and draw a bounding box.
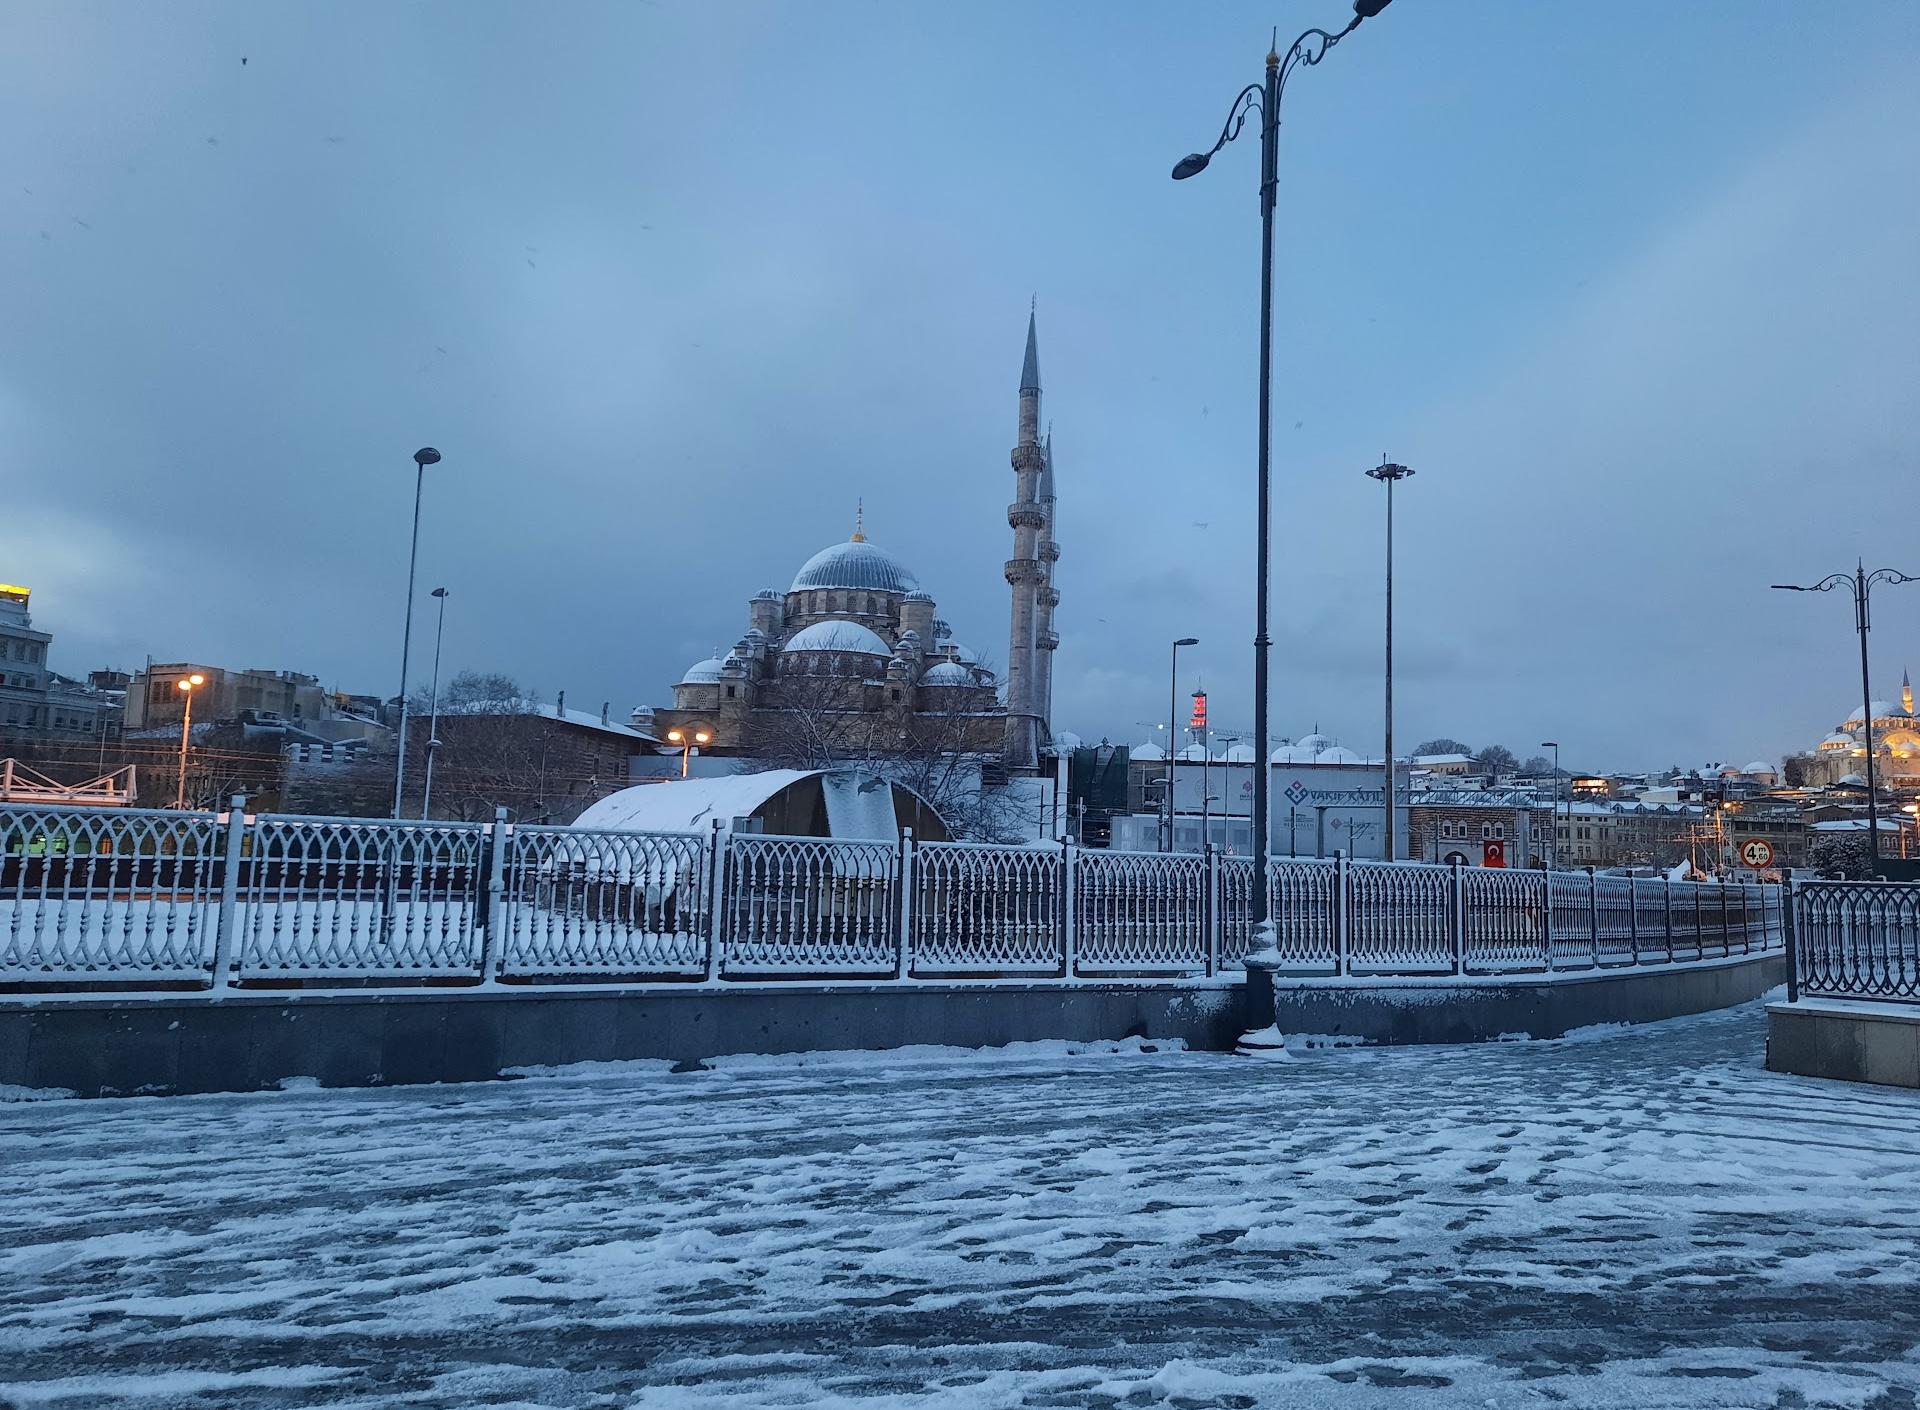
[0,801,1786,992]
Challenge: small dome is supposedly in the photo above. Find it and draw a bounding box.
[903,590,935,603]
[1050,730,1084,752]
[1820,732,1855,749]
[1838,772,1869,787]
[784,620,891,655]
[1174,744,1210,763]
[751,588,782,602]
[1133,741,1166,762]
[1744,760,1776,775]
[1296,733,1333,752]
[1316,745,1364,765]
[1271,743,1318,765]
[921,661,974,686]
[946,642,978,664]
[679,657,726,685]
[1223,742,1256,763]
[790,539,918,594]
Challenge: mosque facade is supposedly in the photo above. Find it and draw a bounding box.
[1785,671,1920,789]
[646,314,1060,772]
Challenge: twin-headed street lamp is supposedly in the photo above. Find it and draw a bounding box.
[1773,564,1918,865]
[173,673,206,809]
[1172,0,1394,927]
[666,726,712,778]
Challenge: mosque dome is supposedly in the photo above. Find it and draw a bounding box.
[1744,760,1777,776]
[1820,732,1855,750]
[1842,700,1903,726]
[1295,733,1334,752]
[790,538,919,594]
[945,642,978,664]
[921,661,975,686]
[1316,745,1364,765]
[784,620,891,656]
[1133,742,1167,762]
[1223,742,1256,763]
[679,656,727,685]
[1270,742,1318,765]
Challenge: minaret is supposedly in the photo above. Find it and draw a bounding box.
[1004,307,1047,772]
[1904,668,1913,717]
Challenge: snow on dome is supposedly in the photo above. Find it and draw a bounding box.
[1743,760,1777,775]
[790,539,918,594]
[679,656,727,685]
[1223,742,1256,763]
[946,642,978,664]
[921,661,974,686]
[1295,733,1333,752]
[1315,745,1364,765]
[1270,743,1318,765]
[1133,741,1166,761]
[903,589,935,603]
[1820,732,1855,749]
[1174,744,1211,763]
[1049,730,1084,754]
[784,620,891,655]
[1842,700,1902,725]
[1838,772,1869,787]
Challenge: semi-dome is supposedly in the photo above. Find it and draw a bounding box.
[679,656,727,685]
[790,539,918,594]
[784,619,891,656]
[1821,732,1855,749]
[921,661,974,686]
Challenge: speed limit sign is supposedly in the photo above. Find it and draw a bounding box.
[1739,839,1775,869]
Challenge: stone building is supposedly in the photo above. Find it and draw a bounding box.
[1784,673,1920,790]
[0,583,123,741]
[649,313,1061,773]
[125,662,334,732]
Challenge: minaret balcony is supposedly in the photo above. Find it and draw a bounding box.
[1011,445,1047,472]
[1008,501,1046,529]
[1041,540,1061,561]
[1038,630,1060,651]
[1004,558,1047,586]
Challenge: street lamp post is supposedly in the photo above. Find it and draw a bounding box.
[1167,637,1199,851]
[392,446,443,819]
[1773,564,1918,867]
[421,587,449,819]
[665,726,711,779]
[1540,740,1560,870]
[1367,458,1413,860]
[173,673,205,809]
[1172,0,1394,931]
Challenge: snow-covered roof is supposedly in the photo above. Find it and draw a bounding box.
[1843,700,1907,725]
[1820,732,1855,748]
[1172,744,1211,762]
[440,698,654,741]
[1270,743,1318,765]
[784,620,891,655]
[1743,760,1777,775]
[1222,742,1256,763]
[1132,741,1166,762]
[1811,817,1902,832]
[679,656,727,685]
[1049,730,1084,753]
[1296,733,1333,752]
[790,539,918,594]
[1315,745,1365,766]
[573,770,816,833]
[1412,752,1474,765]
[921,661,974,686]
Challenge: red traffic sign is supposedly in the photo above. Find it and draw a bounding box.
[1739,838,1775,869]
[1482,839,1506,868]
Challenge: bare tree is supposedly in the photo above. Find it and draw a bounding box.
[1412,737,1471,757]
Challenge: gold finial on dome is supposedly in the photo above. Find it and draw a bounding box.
[851,499,866,543]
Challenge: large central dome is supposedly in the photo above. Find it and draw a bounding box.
[790,538,918,594]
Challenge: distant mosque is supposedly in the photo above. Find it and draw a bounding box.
[644,312,1062,773]
[1786,670,1920,789]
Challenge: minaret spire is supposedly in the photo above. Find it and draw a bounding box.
[1020,302,1041,395]
[851,498,865,543]
[1006,305,1049,773]
[1903,667,1913,716]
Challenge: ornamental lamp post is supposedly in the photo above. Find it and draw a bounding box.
[665,726,711,779]
[1171,0,1395,939]
[1773,564,1918,867]
[421,587,450,819]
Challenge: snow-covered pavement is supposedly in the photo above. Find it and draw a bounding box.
[4,1002,1919,1409]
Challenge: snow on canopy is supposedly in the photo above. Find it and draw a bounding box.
[572,769,950,841]
[572,770,814,834]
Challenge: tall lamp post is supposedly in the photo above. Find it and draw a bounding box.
[665,726,711,779]
[1167,637,1199,851]
[420,587,450,819]
[1773,564,1918,866]
[392,446,443,819]
[1539,740,1560,870]
[1367,458,1413,860]
[1172,0,1395,930]
[173,673,205,809]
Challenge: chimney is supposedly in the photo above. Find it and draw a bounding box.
[556,689,566,718]
[600,700,610,726]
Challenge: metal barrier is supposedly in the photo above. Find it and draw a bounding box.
[0,801,1785,992]
[1789,880,1920,1005]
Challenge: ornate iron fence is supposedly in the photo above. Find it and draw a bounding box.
[1789,880,1920,1005]
[0,801,1785,992]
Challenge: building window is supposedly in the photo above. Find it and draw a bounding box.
[890,688,901,702]
[725,685,736,698]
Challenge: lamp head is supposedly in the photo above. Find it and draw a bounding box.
[694,730,712,745]
[1175,636,1200,647]
[431,586,449,599]
[666,728,684,743]
[1540,740,1558,749]
[1171,153,1210,181]
[1353,0,1393,16]
[414,447,442,467]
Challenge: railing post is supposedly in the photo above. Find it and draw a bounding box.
[1542,864,1555,971]
[208,794,246,991]
[479,806,508,983]
[1719,883,1731,954]
[1663,876,1675,963]
[1334,849,1350,978]
[1204,842,1219,977]
[1628,875,1641,964]
[895,827,913,980]
[705,820,726,983]
[1586,865,1599,966]
[1062,839,1077,979]
[1449,856,1465,976]
[1784,878,1800,1002]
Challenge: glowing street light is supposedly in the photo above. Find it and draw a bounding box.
[665,726,712,778]
[174,673,206,809]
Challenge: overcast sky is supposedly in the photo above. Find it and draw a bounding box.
[5,1,1917,772]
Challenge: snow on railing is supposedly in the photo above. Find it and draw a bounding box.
[1788,880,1920,1006]
[0,801,1785,993]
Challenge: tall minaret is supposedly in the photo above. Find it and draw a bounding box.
[1904,668,1914,717]
[1004,308,1047,772]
